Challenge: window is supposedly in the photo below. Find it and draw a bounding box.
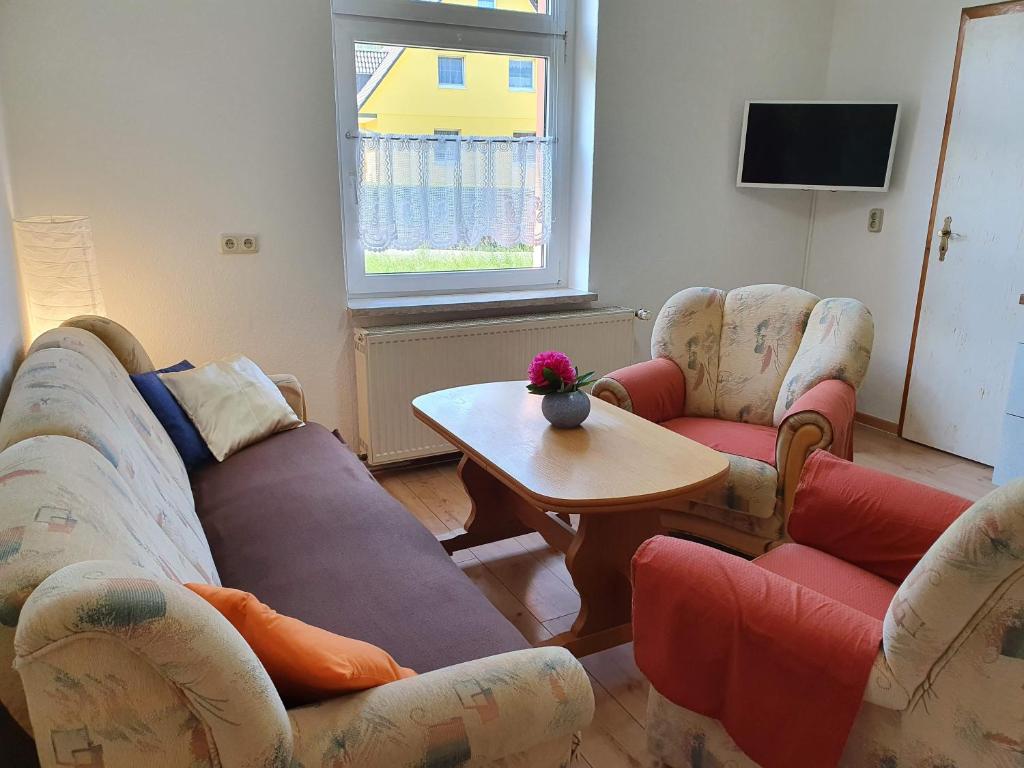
[433,129,461,164]
[333,0,572,296]
[400,0,544,14]
[508,59,534,91]
[437,56,465,88]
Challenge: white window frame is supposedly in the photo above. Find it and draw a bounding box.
[508,58,535,91]
[332,0,575,298]
[437,55,466,89]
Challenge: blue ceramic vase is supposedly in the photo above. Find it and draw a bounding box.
[541,391,591,429]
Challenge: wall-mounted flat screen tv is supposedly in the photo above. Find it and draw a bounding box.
[737,101,901,191]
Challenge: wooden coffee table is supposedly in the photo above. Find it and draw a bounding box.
[413,381,729,657]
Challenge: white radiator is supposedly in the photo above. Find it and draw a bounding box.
[354,307,636,466]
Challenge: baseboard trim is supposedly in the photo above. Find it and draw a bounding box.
[855,412,899,434]
[369,451,462,476]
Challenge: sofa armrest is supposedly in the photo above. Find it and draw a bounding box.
[14,560,293,767]
[288,647,594,768]
[592,358,685,422]
[776,379,855,518]
[788,452,971,582]
[59,315,156,374]
[270,373,307,420]
[632,536,883,767]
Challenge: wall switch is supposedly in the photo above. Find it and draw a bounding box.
[220,234,259,254]
[868,208,884,233]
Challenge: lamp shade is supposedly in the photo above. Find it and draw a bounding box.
[13,215,106,339]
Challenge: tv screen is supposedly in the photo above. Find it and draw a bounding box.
[737,101,900,191]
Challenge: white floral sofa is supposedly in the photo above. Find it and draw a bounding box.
[0,319,594,768]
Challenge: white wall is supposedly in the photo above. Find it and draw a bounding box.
[0,0,356,437]
[0,0,840,434]
[806,0,965,423]
[0,90,25,408]
[588,0,836,358]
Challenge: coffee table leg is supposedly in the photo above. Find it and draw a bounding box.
[438,456,534,555]
[544,509,663,657]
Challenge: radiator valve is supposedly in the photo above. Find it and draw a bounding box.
[634,308,652,321]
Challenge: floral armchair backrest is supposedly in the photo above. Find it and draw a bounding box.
[652,286,726,419]
[881,479,1024,754]
[653,284,828,427]
[772,298,874,425]
[714,285,820,425]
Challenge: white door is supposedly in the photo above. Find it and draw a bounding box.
[904,8,1024,465]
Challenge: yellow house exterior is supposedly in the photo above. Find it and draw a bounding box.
[357,0,545,137]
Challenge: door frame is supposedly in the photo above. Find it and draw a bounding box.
[899,0,1024,434]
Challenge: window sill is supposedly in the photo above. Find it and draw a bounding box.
[347,288,598,319]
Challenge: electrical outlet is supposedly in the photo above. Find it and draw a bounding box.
[868,208,884,233]
[220,233,259,254]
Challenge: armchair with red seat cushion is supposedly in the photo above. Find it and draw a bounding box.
[633,451,1024,768]
[593,284,873,555]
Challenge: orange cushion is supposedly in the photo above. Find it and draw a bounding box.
[661,416,778,465]
[186,583,415,705]
[755,543,897,621]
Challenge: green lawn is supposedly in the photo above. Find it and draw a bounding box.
[365,247,536,274]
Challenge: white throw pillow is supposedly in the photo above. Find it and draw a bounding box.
[160,355,302,461]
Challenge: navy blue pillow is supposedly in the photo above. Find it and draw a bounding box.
[131,361,215,472]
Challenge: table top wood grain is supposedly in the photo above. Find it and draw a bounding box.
[413,381,729,513]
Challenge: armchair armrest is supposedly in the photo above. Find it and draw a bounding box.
[632,535,882,768]
[270,373,307,420]
[592,357,685,422]
[881,480,1024,714]
[288,647,594,768]
[789,451,971,582]
[14,560,292,767]
[776,378,856,517]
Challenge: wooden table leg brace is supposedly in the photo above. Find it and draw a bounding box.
[443,457,664,657]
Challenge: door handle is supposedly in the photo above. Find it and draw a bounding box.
[936,215,963,261]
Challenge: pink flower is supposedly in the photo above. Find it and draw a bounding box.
[529,350,577,388]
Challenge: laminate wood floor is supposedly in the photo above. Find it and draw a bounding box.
[376,424,995,768]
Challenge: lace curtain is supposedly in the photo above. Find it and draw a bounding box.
[357,134,553,252]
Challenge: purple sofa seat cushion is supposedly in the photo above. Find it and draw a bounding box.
[191,423,528,675]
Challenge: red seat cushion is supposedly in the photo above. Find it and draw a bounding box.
[755,543,897,621]
[661,416,777,465]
